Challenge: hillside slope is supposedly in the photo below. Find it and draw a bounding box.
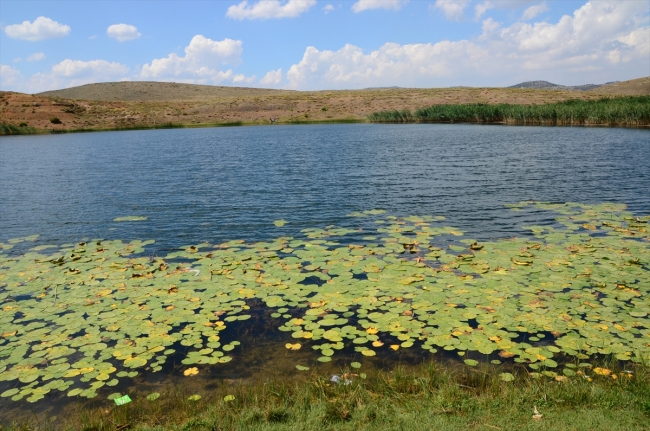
[37,81,290,102]
[588,76,650,96]
[509,81,604,91]
[2,76,646,134]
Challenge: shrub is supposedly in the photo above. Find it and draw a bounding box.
[50,117,62,124]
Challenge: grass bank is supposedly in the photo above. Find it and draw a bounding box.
[0,123,38,135]
[368,96,650,127]
[6,361,649,431]
[0,119,368,136]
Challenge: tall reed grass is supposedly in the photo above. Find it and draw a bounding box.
[368,96,650,127]
[0,123,38,135]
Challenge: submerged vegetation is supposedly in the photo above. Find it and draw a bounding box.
[368,96,650,126]
[0,201,648,417]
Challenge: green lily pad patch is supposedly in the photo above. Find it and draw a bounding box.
[0,201,648,404]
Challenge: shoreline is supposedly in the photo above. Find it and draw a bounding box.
[2,117,649,136]
[4,361,648,430]
[2,82,648,136]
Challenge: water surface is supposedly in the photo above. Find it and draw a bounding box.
[1,124,648,248]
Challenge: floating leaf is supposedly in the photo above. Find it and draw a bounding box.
[113,216,147,222]
[499,373,515,382]
[285,343,301,351]
[184,367,199,376]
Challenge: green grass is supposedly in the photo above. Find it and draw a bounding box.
[0,123,38,135]
[6,361,648,431]
[368,96,650,127]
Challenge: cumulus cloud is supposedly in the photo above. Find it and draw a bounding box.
[233,74,256,83]
[49,59,128,78]
[522,2,549,20]
[27,52,46,62]
[107,24,141,42]
[140,35,243,84]
[286,41,488,89]
[351,0,408,13]
[226,0,316,20]
[474,1,493,19]
[474,1,541,19]
[0,65,24,90]
[322,4,335,13]
[259,68,283,85]
[432,0,470,21]
[285,0,649,89]
[2,59,129,93]
[4,16,70,41]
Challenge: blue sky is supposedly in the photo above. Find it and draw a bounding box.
[1,0,648,92]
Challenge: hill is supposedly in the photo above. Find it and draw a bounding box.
[37,81,290,102]
[2,76,646,134]
[509,80,604,91]
[588,76,650,96]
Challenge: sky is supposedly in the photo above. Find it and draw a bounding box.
[0,0,648,93]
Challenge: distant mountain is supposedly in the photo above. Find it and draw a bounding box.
[508,80,614,91]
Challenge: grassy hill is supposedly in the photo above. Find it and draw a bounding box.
[37,81,290,102]
[1,76,647,134]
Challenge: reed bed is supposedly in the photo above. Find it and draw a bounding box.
[0,123,38,135]
[368,96,650,127]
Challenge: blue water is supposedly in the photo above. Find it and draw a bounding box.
[1,124,649,249]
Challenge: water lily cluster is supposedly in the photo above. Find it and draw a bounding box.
[0,202,648,403]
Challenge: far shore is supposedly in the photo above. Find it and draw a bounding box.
[1,77,649,135]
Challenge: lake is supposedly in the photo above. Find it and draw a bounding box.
[1,124,649,247]
[0,124,649,425]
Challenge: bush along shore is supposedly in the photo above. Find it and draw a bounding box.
[368,96,650,127]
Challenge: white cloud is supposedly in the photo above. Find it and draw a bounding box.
[140,35,243,84]
[432,0,470,21]
[226,0,316,20]
[474,1,541,19]
[286,41,488,89]
[474,1,493,19]
[322,4,335,13]
[3,59,127,93]
[233,74,256,83]
[284,0,650,89]
[107,24,141,42]
[49,59,128,78]
[27,52,46,62]
[352,0,408,13]
[0,65,24,90]
[259,68,283,85]
[522,2,549,20]
[4,16,71,41]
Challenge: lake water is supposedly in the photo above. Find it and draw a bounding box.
[1,124,649,248]
[1,124,649,426]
